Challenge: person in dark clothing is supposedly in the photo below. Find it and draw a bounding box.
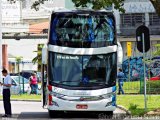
[117,68,125,94]
[0,69,12,117]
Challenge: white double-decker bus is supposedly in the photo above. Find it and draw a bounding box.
[41,9,118,118]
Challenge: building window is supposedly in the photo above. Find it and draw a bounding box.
[149,13,160,26]
[120,13,145,27]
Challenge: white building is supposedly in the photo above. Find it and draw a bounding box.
[2,0,66,72]
[2,0,29,33]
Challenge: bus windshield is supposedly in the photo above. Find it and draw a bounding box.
[49,11,115,48]
[48,52,117,90]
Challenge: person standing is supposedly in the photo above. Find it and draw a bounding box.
[0,69,12,117]
[29,73,38,94]
[117,68,125,94]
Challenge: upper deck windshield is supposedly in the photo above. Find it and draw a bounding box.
[49,11,116,48]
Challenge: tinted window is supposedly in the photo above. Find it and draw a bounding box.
[49,11,116,48]
[12,76,29,84]
[48,52,117,90]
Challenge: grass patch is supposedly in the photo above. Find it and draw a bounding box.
[146,80,160,94]
[117,80,160,94]
[117,95,160,116]
[117,81,140,94]
[0,94,41,100]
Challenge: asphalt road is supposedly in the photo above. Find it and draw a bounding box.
[0,101,127,119]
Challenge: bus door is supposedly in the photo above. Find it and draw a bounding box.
[42,64,47,107]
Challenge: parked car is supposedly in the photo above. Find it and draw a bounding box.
[150,74,160,81]
[11,76,30,94]
[36,72,42,82]
[20,70,42,82]
[20,70,35,79]
[1,76,41,95]
[1,76,24,95]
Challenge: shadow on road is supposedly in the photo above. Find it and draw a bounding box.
[17,112,48,119]
[10,112,127,119]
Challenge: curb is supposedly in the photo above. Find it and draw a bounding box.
[117,105,131,116]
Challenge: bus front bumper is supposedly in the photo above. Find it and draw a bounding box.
[48,97,116,111]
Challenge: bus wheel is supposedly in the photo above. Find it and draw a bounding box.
[105,111,113,119]
[48,110,58,118]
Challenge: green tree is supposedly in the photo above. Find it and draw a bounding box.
[31,0,125,12]
[32,44,44,71]
[15,56,23,73]
[31,0,160,15]
[7,0,160,15]
[150,0,160,16]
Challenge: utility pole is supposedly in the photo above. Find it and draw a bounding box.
[142,33,147,111]
[136,25,150,111]
[0,0,2,82]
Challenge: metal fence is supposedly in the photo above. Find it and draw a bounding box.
[121,57,160,94]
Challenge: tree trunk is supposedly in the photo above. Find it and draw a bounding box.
[150,0,160,16]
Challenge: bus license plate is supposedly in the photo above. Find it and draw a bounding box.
[76,104,88,109]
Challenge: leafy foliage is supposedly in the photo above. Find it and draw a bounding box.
[15,56,23,63]
[129,103,138,110]
[7,0,160,15]
[147,80,160,94]
[72,0,125,12]
[29,0,160,15]
[15,56,23,73]
[32,51,42,64]
[153,44,160,56]
[31,0,48,11]
[32,44,44,71]
[32,44,44,64]
[150,0,160,16]
[30,0,126,12]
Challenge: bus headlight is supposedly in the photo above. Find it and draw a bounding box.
[105,101,116,107]
[50,92,65,98]
[105,101,112,107]
[101,92,116,99]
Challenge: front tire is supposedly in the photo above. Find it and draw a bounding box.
[105,111,113,119]
[48,110,59,118]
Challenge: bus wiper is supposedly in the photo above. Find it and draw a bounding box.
[59,81,79,83]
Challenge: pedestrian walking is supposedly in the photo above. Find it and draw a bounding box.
[0,69,12,117]
[117,68,125,94]
[29,72,38,94]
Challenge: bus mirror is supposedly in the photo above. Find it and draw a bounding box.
[117,41,123,66]
[42,45,48,64]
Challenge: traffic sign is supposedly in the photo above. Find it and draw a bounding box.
[127,42,132,57]
[136,25,150,53]
[136,25,150,111]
